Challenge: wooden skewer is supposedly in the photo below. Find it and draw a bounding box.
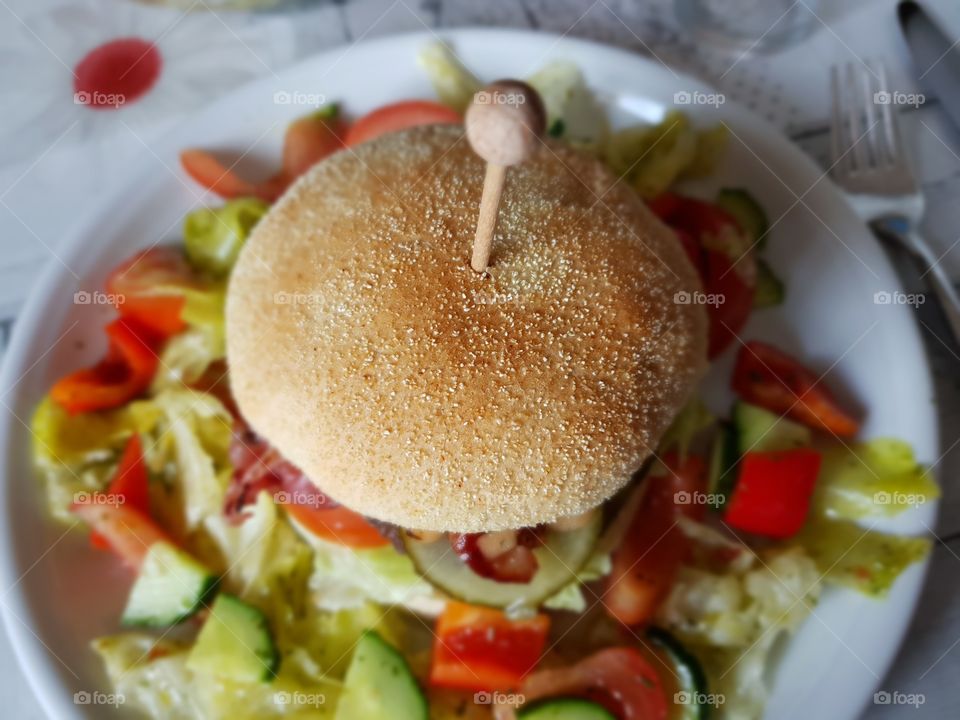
[465,80,546,273]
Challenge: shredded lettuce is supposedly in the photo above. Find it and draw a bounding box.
[812,438,939,520]
[151,325,225,391]
[798,517,930,597]
[30,396,161,522]
[144,389,233,534]
[658,547,820,720]
[290,520,440,613]
[94,633,341,719]
[417,41,480,113]
[526,60,608,151]
[183,198,268,277]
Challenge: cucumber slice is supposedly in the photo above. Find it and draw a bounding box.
[733,402,811,454]
[716,188,769,249]
[754,260,785,308]
[647,628,709,720]
[186,594,277,682]
[402,514,601,609]
[121,541,216,628]
[519,698,615,720]
[334,630,427,720]
[707,422,739,510]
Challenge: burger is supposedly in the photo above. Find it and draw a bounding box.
[225,120,707,612]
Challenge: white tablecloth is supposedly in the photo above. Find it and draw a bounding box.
[1,0,959,717]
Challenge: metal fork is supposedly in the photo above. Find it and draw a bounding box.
[829,61,960,345]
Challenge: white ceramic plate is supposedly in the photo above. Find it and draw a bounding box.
[0,29,938,720]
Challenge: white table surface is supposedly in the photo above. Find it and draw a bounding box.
[1,0,959,717]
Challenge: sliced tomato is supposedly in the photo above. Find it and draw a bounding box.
[430,602,550,692]
[282,109,346,180]
[516,647,669,720]
[731,341,861,437]
[50,318,159,414]
[90,434,151,550]
[72,501,169,570]
[724,449,822,538]
[603,453,706,626]
[105,247,200,339]
[284,503,387,549]
[344,100,461,147]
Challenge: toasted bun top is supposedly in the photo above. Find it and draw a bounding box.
[226,124,707,532]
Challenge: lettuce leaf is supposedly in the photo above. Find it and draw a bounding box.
[30,396,161,522]
[812,438,939,520]
[797,517,930,597]
[94,632,341,719]
[658,547,820,720]
[145,389,233,534]
[183,198,268,277]
[291,520,441,613]
[417,41,480,113]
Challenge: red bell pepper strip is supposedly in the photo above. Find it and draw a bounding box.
[602,453,706,626]
[344,100,461,147]
[731,341,861,437]
[90,434,151,550]
[50,318,159,415]
[430,602,550,692]
[724,448,822,538]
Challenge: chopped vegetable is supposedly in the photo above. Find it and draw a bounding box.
[723,449,822,538]
[518,699,615,719]
[106,246,205,338]
[284,502,388,549]
[183,198,268,277]
[180,149,280,202]
[430,602,549,692]
[121,541,216,627]
[733,401,811,453]
[715,188,769,250]
[812,438,939,520]
[527,61,607,151]
[731,341,861,437]
[281,104,346,180]
[344,100,461,147]
[186,593,278,682]
[71,499,170,570]
[514,647,668,720]
[90,434,150,550]
[754,259,785,308]
[50,318,159,414]
[603,454,706,626]
[680,124,729,178]
[335,631,427,720]
[648,192,757,357]
[798,517,930,596]
[417,41,481,113]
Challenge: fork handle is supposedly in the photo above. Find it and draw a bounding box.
[872,218,960,347]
